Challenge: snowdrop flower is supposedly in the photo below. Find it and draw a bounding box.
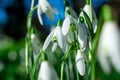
[97,21,120,74]
[78,16,88,50]
[38,61,59,80]
[76,50,85,76]
[62,15,79,43]
[43,26,64,52]
[37,0,58,25]
[65,6,78,19]
[31,34,41,54]
[79,4,98,33]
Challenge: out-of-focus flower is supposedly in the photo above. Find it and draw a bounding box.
[31,34,41,54]
[43,26,64,52]
[37,0,58,25]
[97,21,120,74]
[76,50,85,76]
[38,61,59,80]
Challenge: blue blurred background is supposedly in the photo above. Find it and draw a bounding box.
[0,0,120,80]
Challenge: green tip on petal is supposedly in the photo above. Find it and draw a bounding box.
[79,16,84,23]
[102,5,113,22]
[64,0,70,6]
[41,51,47,61]
[70,23,76,32]
[52,36,57,42]
[66,10,71,15]
[57,20,63,26]
[86,0,91,5]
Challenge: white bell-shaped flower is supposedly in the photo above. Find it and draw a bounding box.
[65,6,78,19]
[31,34,41,54]
[38,61,59,80]
[79,4,98,33]
[62,15,79,43]
[76,50,85,76]
[43,26,64,52]
[37,0,58,25]
[97,21,120,74]
[78,17,88,50]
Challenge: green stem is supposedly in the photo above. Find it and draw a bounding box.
[90,50,95,80]
[61,62,65,80]
[66,60,70,80]
[31,51,42,80]
[64,43,73,60]
[25,38,29,75]
[26,0,38,79]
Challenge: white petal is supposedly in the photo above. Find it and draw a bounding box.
[67,31,74,43]
[83,5,91,18]
[55,27,64,49]
[62,42,69,53]
[79,5,98,33]
[65,7,78,19]
[76,50,85,76]
[52,43,58,52]
[31,34,41,54]
[78,23,88,50]
[39,0,50,12]
[37,5,43,25]
[62,15,79,35]
[97,49,111,74]
[102,21,120,73]
[62,16,71,35]
[43,30,55,51]
[38,61,59,80]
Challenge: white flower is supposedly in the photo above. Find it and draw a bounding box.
[97,21,120,74]
[65,6,78,19]
[43,26,64,52]
[37,0,58,25]
[31,34,41,54]
[79,4,98,33]
[76,50,85,76]
[62,15,79,43]
[38,61,59,80]
[78,17,88,50]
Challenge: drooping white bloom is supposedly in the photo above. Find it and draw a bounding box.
[79,4,98,33]
[37,0,58,25]
[76,50,85,76]
[31,34,41,54]
[65,6,78,19]
[97,21,120,74]
[78,17,88,50]
[62,15,79,43]
[38,61,59,80]
[43,26,64,52]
